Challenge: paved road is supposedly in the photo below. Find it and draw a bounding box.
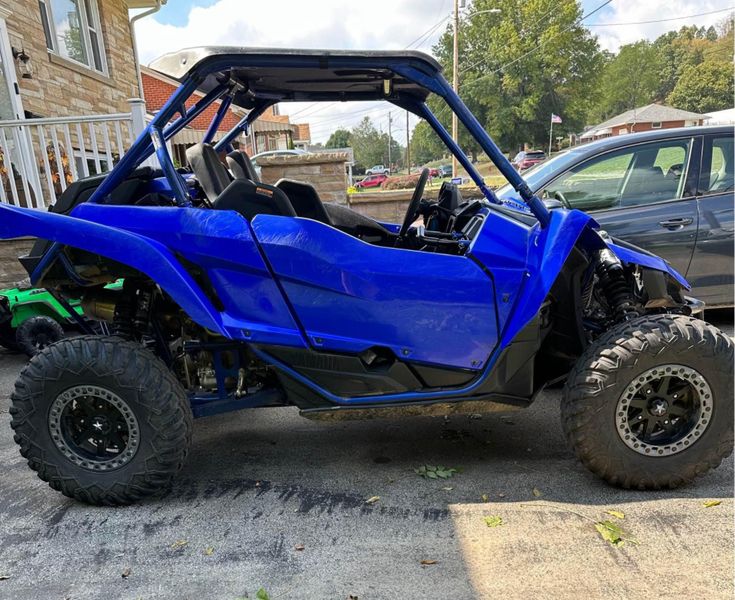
[0,313,732,600]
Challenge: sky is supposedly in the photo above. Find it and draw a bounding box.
[134,0,734,143]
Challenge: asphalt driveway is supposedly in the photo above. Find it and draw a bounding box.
[0,313,732,599]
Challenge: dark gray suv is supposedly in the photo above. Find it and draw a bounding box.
[498,126,734,308]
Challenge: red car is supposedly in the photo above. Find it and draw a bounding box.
[355,173,388,189]
[512,150,546,171]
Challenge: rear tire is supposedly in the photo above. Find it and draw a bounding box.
[561,315,733,489]
[16,316,64,357]
[10,336,193,505]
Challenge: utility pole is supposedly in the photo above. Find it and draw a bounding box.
[387,111,393,170]
[406,110,411,174]
[452,0,462,178]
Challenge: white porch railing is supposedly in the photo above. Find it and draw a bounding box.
[0,99,147,209]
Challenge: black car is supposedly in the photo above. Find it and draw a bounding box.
[498,126,734,308]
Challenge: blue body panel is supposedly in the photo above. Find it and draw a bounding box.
[251,215,498,370]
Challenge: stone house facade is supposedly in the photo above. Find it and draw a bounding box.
[1,0,152,120]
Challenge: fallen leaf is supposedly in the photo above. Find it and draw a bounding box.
[204,546,214,556]
[256,588,270,600]
[532,488,542,498]
[606,510,625,520]
[415,465,457,480]
[481,494,489,502]
[348,595,359,600]
[595,520,638,547]
[121,568,131,579]
[484,515,503,527]
[497,493,506,498]
[703,500,722,508]
[170,540,188,550]
[365,496,380,505]
[420,559,437,565]
[442,486,454,491]
[0,575,10,581]
[294,544,305,551]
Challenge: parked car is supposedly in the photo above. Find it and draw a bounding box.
[366,164,390,175]
[498,126,734,308]
[438,165,452,177]
[0,47,730,506]
[512,150,546,171]
[0,281,122,357]
[355,173,388,189]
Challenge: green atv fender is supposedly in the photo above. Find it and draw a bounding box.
[0,280,123,328]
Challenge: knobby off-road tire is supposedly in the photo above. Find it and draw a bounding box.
[16,316,64,357]
[562,315,733,489]
[10,336,193,505]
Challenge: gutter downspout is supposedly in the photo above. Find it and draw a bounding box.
[129,1,166,98]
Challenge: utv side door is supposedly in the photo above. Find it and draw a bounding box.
[687,133,735,307]
[542,136,700,278]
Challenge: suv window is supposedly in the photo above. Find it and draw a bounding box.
[700,136,734,196]
[542,138,692,212]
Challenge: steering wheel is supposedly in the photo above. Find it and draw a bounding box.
[399,168,430,239]
[552,190,572,209]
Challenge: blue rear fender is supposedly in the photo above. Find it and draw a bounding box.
[0,203,304,346]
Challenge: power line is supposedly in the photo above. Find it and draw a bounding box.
[585,6,733,27]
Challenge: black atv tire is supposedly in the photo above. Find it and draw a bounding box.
[0,321,19,352]
[562,315,733,489]
[15,316,64,357]
[10,336,193,505]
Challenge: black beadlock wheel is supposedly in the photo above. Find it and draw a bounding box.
[10,336,193,505]
[15,316,64,357]
[561,315,733,489]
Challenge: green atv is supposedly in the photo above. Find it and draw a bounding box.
[0,281,122,357]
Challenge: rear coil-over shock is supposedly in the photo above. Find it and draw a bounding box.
[595,249,640,322]
[112,281,151,340]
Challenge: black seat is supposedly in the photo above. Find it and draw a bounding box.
[185,143,232,202]
[275,179,332,225]
[213,179,296,220]
[227,150,260,182]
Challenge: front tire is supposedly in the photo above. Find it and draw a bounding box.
[10,336,193,505]
[562,315,733,489]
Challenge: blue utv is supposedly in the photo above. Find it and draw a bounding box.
[1,48,732,505]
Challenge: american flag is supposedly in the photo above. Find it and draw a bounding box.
[551,113,562,124]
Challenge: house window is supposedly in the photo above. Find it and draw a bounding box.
[38,0,107,74]
[651,121,662,129]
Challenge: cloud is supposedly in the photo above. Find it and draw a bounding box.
[587,0,732,52]
[133,0,732,141]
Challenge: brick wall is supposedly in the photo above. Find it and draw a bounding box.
[0,239,33,289]
[6,0,140,118]
[259,153,349,203]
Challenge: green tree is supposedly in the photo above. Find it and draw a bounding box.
[410,120,445,165]
[325,128,351,148]
[591,41,662,122]
[432,0,603,153]
[350,117,404,170]
[668,60,734,113]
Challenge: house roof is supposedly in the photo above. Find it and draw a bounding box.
[592,103,709,132]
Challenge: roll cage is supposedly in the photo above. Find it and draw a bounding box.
[86,47,551,224]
